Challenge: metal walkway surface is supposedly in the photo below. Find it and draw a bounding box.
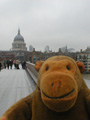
[0,66,36,116]
[0,66,90,117]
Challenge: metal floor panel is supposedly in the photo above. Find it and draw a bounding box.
[0,66,35,116]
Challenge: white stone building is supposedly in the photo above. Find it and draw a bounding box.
[12,29,27,51]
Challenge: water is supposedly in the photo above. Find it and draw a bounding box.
[82,74,90,88]
[82,74,90,80]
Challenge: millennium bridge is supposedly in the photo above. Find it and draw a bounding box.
[0,63,90,116]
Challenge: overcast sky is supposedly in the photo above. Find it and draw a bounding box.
[0,0,90,52]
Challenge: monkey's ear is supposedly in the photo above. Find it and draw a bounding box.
[76,61,85,73]
[35,60,44,72]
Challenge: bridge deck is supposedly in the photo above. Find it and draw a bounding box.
[0,66,36,116]
[0,66,90,117]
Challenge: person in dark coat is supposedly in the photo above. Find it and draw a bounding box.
[22,61,26,69]
[0,62,2,71]
[3,61,6,69]
[6,60,10,69]
[9,59,13,69]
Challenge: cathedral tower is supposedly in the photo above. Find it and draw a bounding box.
[12,29,27,51]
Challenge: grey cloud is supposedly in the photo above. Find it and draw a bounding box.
[0,0,90,51]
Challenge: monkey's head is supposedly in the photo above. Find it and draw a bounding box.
[35,56,85,112]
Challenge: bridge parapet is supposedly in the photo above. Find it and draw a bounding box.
[26,62,38,84]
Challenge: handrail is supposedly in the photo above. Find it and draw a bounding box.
[26,62,38,84]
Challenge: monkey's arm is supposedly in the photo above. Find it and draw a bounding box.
[85,89,90,118]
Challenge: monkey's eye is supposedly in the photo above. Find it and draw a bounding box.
[66,65,70,70]
[46,66,49,71]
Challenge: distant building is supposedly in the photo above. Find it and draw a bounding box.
[67,48,78,53]
[0,51,15,61]
[85,46,90,53]
[29,45,33,52]
[11,29,28,61]
[61,46,67,53]
[76,48,90,73]
[12,29,27,51]
[45,45,49,53]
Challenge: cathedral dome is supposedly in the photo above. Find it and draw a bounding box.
[14,29,24,42]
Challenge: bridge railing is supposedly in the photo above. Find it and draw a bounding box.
[26,62,38,84]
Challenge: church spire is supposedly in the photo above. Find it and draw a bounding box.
[18,28,20,35]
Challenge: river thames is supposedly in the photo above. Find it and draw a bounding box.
[82,74,90,80]
[82,74,90,88]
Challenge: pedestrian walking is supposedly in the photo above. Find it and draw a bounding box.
[22,61,26,69]
[3,61,6,69]
[9,59,13,69]
[16,59,20,69]
[0,62,2,71]
[6,60,10,69]
[13,60,16,69]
